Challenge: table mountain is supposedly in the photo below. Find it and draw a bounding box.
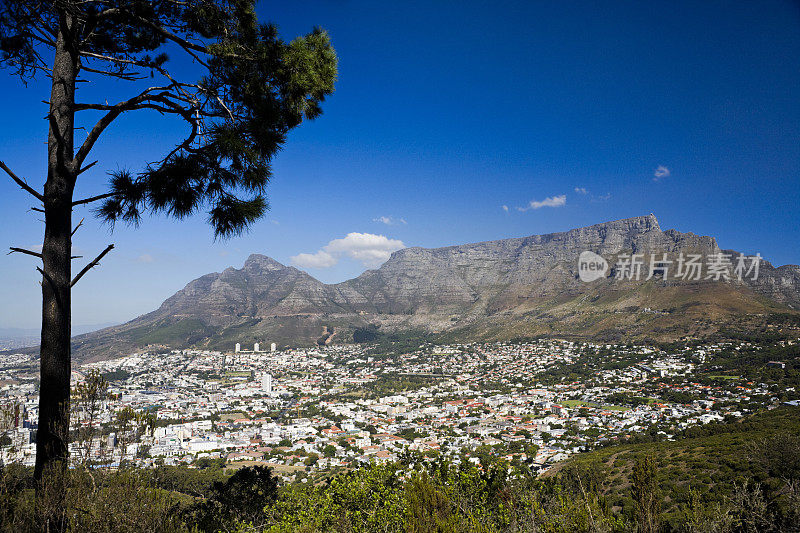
[72,214,800,361]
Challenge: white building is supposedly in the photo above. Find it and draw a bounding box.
[262,373,273,394]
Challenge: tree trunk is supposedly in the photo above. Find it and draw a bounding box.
[34,11,77,529]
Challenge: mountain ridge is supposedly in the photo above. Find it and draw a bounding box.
[67,214,800,361]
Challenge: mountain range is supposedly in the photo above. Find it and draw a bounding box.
[71,214,800,361]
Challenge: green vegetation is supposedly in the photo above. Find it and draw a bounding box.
[561,406,800,530]
[353,327,432,355]
[127,319,214,347]
[2,408,799,531]
[360,372,442,398]
[696,342,800,392]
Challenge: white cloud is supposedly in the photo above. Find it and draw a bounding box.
[326,233,405,267]
[501,205,509,212]
[290,250,338,269]
[136,254,154,263]
[291,232,406,269]
[516,195,567,211]
[373,216,407,226]
[574,187,588,195]
[653,165,670,181]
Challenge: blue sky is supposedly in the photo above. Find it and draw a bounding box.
[1,0,798,329]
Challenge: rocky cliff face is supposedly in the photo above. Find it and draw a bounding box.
[71,215,800,360]
[334,213,797,311]
[149,254,339,326]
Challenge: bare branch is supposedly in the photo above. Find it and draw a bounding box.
[72,192,118,207]
[31,207,45,213]
[74,89,193,167]
[76,161,98,176]
[74,101,185,115]
[8,247,42,259]
[79,50,155,71]
[26,22,57,46]
[80,52,204,98]
[151,66,202,107]
[71,244,115,287]
[72,86,173,112]
[80,64,147,81]
[0,161,45,201]
[155,115,199,166]
[72,218,84,237]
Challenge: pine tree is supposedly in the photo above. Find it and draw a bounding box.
[0,1,336,524]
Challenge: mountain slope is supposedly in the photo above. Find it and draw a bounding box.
[71,214,800,361]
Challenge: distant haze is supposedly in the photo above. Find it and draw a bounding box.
[0,322,119,342]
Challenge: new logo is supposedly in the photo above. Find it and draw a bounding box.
[578,251,608,282]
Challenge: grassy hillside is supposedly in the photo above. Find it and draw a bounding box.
[551,406,800,530]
